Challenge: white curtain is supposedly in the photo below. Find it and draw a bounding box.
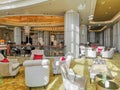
[113,21,120,52]
[64,10,80,58]
[104,28,110,47]
[113,23,118,49]
[90,32,95,43]
[117,21,120,52]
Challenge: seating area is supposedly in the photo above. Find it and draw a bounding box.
[79,45,116,59]
[0,53,120,90]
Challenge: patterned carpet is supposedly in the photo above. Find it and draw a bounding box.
[0,53,120,90]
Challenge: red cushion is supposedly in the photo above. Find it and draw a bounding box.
[0,58,9,63]
[98,48,102,53]
[33,54,43,60]
[60,56,66,61]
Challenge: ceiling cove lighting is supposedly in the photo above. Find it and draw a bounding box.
[89,25,107,32]
[90,12,120,25]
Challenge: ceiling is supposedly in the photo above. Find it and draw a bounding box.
[0,0,119,31]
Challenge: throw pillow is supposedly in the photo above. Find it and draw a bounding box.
[33,54,43,60]
[98,48,102,53]
[60,56,66,61]
[0,58,9,63]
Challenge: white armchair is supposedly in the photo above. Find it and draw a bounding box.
[85,47,97,58]
[23,59,50,89]
[79,45,86,56]
[52,54,73,75]
[101,48,115,58]
[0,53,20,77]
[60,64,86,90]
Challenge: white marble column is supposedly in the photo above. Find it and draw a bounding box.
[14,27,21,44]
[64,10,80,58]
[117,21,120,52]
[113,21,120,52]
[80,24,87,44]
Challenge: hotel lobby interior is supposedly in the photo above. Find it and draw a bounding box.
[0,0,120,90]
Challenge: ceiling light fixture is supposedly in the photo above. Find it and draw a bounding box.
[88,15,94,20]
[78,4,86,10]
[24,16,31,45]
[78,0,86,10]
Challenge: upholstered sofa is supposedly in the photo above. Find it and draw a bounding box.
[52,54,74,75]
[23,59,50,89]
[0,53,20,77]
[85,47,97,58]
[101,48,115,58]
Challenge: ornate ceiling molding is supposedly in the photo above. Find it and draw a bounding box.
[89,12,120,25]
[0,15,64,27]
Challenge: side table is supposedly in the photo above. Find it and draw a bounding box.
[95,74,113,82]
[96,80,119,90]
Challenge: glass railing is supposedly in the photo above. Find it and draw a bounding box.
[9,44,65,57]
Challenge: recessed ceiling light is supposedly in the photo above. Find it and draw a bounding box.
[105,12,108,14]
[108,7,111,9]
[98,24,101,26]
[101,1,106,5]
[78,4,86,10]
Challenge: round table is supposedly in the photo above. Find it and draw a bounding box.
[96,80,119,90]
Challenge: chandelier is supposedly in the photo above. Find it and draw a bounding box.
[24,16,31,45]
[24,25,31,35]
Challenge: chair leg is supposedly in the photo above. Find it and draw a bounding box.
[13,76,15,78]
[29,87,32,90]
[43,86,46,90]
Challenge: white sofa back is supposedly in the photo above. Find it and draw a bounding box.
[23,59,50,87]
